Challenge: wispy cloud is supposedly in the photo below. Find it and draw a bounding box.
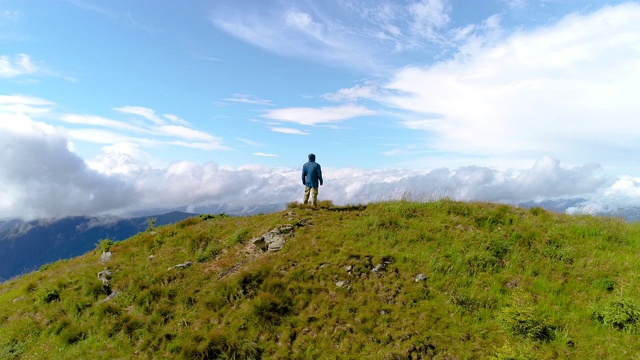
[253,152,278,157]
[0,54,39,78]
[66,0,154,33]
[263,104,375,126]
[115,106,167,125]
[224,94,274,106]
[269,127,308,135]
[209,0,454,72]
[0,94,55,114]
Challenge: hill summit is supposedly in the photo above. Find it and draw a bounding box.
[1,200,640,359]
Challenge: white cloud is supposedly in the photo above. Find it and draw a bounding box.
[62,105,229,151]
[87,142,153,175]
[322,83,379,102]
[115,106,166,125]
[0,94,55,115]
[377,3,640,166]
[254,152,278,157]
[208,0,457,71]
[0,54,38,78]
[224,94,274,106]
[61,114,143,133]
[269,127,309,135]
[1,116,636,220]
[263,104,375,126]
[163,114,190,126]
[0,115,135,219]
[157,125,220,142]
[409,0,450,42]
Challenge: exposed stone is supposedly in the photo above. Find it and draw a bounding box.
[98,291,118,304]
[98,269,112,284]
[168,261,192,270]
[100,251,112,263]
[372,262,388,273]
[252,225,294,252]
[414,273,427,282]
[335,280,347,288]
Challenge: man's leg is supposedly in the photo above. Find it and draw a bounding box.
[311,187,319,207]
[303,186,311,204]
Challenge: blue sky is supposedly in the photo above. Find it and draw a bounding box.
[2,0,640,219]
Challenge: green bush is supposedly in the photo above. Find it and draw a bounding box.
[97,238,114,252]
[500,305,555,341]
[37,287,60,304]
[592,297,640,332]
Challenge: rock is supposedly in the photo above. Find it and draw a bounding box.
[100,251,112,263]
[98,291,118,304]
[98,269,112,284]
[372,263,387,273]
[252,225,294,252]
[335,280,347,287]
[414,273,427,282]
[168,261,192,270]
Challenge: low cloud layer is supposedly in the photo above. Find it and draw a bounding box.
[2,114,638,220]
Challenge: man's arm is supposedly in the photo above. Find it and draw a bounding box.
[302,166,307,185]
[317,164,323,186]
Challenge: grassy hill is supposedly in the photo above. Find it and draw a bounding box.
[1,200,640,359]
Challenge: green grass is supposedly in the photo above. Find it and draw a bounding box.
[2,200,640,359]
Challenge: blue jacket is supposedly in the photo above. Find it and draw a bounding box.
[302,161,323,188]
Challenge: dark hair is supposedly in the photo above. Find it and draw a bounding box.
[308,153,316,161]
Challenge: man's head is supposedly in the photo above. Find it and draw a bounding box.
[308,153,316,162]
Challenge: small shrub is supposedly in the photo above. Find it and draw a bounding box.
[37,287,60,304]
[199,213,230,221]
[500,305,554,341]
[97,238,114,253]
[491,341,536,360]
[500,290,554,341]
[146,217,157,232]
[0,340,26,360]
[592,297,640,332]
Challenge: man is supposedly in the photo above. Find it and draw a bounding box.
[302,153,323,207]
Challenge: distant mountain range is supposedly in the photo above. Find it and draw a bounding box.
[0,211,195,282]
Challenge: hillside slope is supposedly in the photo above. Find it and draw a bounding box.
[0,212,195,281]
[1,200,640,359]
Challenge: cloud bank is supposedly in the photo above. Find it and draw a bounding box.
[2,113,637,220]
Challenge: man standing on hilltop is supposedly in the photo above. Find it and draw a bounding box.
[302,153,323,207]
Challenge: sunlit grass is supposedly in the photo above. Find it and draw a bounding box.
[1,200,640,358]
